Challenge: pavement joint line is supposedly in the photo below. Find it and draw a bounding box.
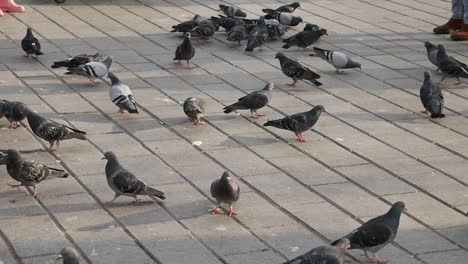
[0,229,22,264]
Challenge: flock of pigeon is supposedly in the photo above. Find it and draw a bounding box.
[0,1,464,264]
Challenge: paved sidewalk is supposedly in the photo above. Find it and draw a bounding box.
[0,0,467,263]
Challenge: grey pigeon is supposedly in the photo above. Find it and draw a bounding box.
[25,109,87,152]
[424,41,439,71]
[191,20,217,40]
[65,56,113,86]
[174,32,195,70]
[210,171,240,217]
[331,201,406,264]
[223,83,273,118]
[275,52,322,87]
[283,28,327,49]
[264,105,325,142]
[171,14,200,33]
[57,247,80,264]
[108,72,138,114]
[245,16,269,52]
[102,151,166,206]
[227,25,248,45]
[420,71,445,118]
[312,47,361,74]
[21,27,44,58]
[211,16,245,32]
[5,149,68,197]
[51,53,102,69]
[0,100,29,129]
[183,97,206,125]
[437,44,468,85]
[262,2,300,14]
[266,12,303,27]
[266,20,288,40]
[219,4,247,18]
[283,238,350,264]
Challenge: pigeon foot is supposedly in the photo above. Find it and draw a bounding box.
[288,81,297,87]
[131,199,141,206]
[210,207,221,214]
[104,201,115,206]
[337,70,348,75]
[227,209,237,217]
[376,260,387,264]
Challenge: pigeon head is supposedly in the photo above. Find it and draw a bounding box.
[291,16,303,25]
[258,16,266,25]
[313,105,325,113]
[291,2,301,8]
[424,41,435,49]
[264,83,274,91]
[57,247,79,263]
[333,238,350,250]
[274,52,286,59]
[6,149,21,163]
[221,171,231,180]
[387,201,406,216]
[319,28,328,36]
[349,60,362,70]
[102,56,114,69]
[102,151,118,161]
[424,71,431,81]
[91,53,103,61]
[26,27,33,36]
[107,72,120,86]
[183,32,192,38]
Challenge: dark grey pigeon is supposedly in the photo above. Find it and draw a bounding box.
[21,27,44,58]
[245,16,269,52]
[183,97,206,125]
[191,21,216,40]
[223,83,273,118]
[262,2,300,14]
[5,149,68,197]
[57,247,80,264]
[424,41,439,70]
[283,28,327,49]
[266,12,303,27]
[174,32,195,70]
[210,171,240,217]
[312,47,361,74]
[102,151,166,206]
[437,44,468,85]
[264,105,325,142]
[65,56,113,86]
[275,52,322,87]
[420,71,445,118]
[171,14,200,33]
[266,20,288,40]
[283,238,350,264]
[227,25,248,45]
[304,23,320,31]
[331,201,406,264]
[25,109,87,152]
[219,4,247,18]
[0,100,29,129]
[52,53,102,69]
[108,72,138,114]
[210,16,245,32]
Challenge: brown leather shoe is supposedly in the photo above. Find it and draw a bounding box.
[451,23,468,40]
[433,18,463,34]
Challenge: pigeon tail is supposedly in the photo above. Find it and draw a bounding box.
[143,186,166,200]
[47,167,69,179]
[309,79,323,86]
[223,104,237,114]
[51,60,70,69]
[63,127,87,140]
[263,120,283,129]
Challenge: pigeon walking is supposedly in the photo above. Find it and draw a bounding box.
[21,27,44,58]
[183,97,206,125]
[5,149,69,197]
[171,14,201,33]
[51,53,102,69]
[102,151,166,206]
[266,12,303,27]
[283,238,350,264]
[312,47,361,74]
[219,4,247,18]
[420,71,444,118]
[57,247,80,264]
[174,32,195,70]
[210,171,240,217]
[0,100,29,129]
[331,201,406,264]
[437,44,468,85]
[25,110,87,152]
[282,27,328,49]
[108,72,138,114]
[227,25,248,45]
[264,105,325,142]
[275,52,322,87]
[245,16,269,52]
[223,83,273,118]
[65,56,113,86]
[262,2,300,14]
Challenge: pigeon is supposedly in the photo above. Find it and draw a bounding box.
[227,25,248,45]
[174,32,195,70]
[266,20,288,40]
[262,2,300,14]
[57,247,80,264]
[282,28,328,49]
[283,238,350,264]
[210,16,245,32]
[191,20,217,40]
[304,23,320,31]
[245,16,269,52]
[219,4,247,18]
[183,97,206,125]
[102,151,166,206]
[437,44,468,85]
[171,14,200,33]
[5,149,69,197]
[223,83,273,118]
[25,109,87,152]
[210,171,240,217]
[424,41,439,71]
[420,71,445,118]
[51,53,102,69]
[312,47,361,74]
[21,27,44,58]
[264,105,325,142]
[330,201,406,264]
[0,100,29,129]
[275,52,322,87]
[65,56,113,86]
[266,12,303,27]
[108,72,138,114]
[0,150,7,166]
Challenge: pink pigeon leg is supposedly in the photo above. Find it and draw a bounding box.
[31,186,39,198]
[210,206,221,214]
[131,199,141,206]
[187,60,192,70]
[455,78,464,85]
[56,140,61,150]
[227,204,237,217]
[297,132,306,142]
[362,251,375,263]
[0,0,26,12]
[105,194,119,206]
[288,80,298,87]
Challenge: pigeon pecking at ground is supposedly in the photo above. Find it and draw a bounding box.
[108,72,138,114]
[51,53,102,69]
[0,100,29,129]
[21,27,44,58]
[210,171,240,217]
[436,44,468,85]
[65,56,113,86]
[191,20,217,41]
[102,151,166,206]
[171,14,201,33]
[174,32,195,70]
[5,149,69,197]
[183,97,206,125]
[331,201,406,264]
[282,238,350,264]
[262,2,300,14]
[420,71,445,118]
[282,26,327,49]
[312,47,361,74]
[245,16,269,52]
[223,83,273,118]
[57,247,80,264]
[266,20,289,40]
[275,52,322,87]
[25,109,87,152]
[227,25,248,45]
[264,105,325,142]
[219,4,247,18]
[211,16,245,32]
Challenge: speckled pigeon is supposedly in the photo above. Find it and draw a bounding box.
[245,16,269,52]
[437,44,468,85]
[0,100,29,129]
[331,201,406,264]
[219,4,247,18]
[5,149,68,197]
[57,247,80,264]
[183,97,206,125]
[191,20,217,40]
[266,20,288,40]
[283,238,350,264]
[108,72,138,114]
[51,53,102,69]
[171,14,201,33]
[102,151,166,206]
[420,71,444,118]
[283,27,327,49]
[21,27,44,58]
[210,171,240,217]
[312,47,361,74]
[227,25,248,44]
[262,2,300,14]
[264,105,325,142]
[65,56,113,86]
[275,52,322,87]
[174,32,195,70]
[223,83,273,118]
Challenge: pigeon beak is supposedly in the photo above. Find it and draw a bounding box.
[101,157,106,160]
